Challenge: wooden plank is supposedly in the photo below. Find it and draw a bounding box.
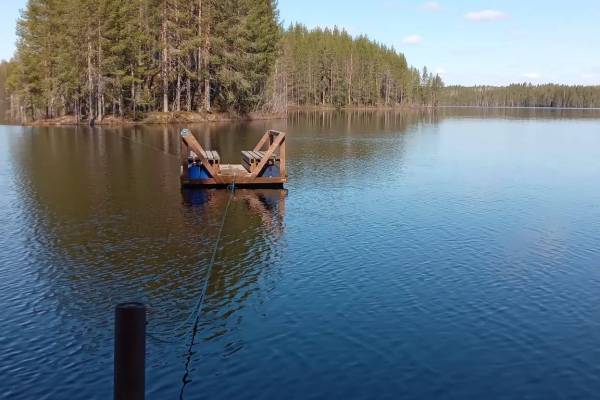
[219,164,250,176]
[257,150,280,161]
[241,151,252,164]
[241,159,253,173]
[250,132,285,179]
[242,151,259,163]
[180,140,189,179]
[253,131,270,152]
[279,138,286,178]
[180,129,223,183]
[181,175,288,187]
[257,151,268,159]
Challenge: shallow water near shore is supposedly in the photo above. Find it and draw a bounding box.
[1,108,600,399]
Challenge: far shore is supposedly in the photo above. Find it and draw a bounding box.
[25,111,287,127]
[21,105,435,127]
[11,104,600,127]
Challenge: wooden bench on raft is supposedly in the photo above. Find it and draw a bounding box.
[241,150,280,173]
[180,128,287,187]
[190,150,221,167]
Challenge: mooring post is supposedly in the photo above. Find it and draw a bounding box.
[114,302,146,400]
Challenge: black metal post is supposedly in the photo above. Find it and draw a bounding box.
[114,302,146,400]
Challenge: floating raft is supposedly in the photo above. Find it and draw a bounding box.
[180,128,288,188]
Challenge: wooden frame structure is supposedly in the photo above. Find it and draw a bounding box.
[180,129,288,188]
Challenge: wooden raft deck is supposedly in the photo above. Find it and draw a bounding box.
[180,129,288,188]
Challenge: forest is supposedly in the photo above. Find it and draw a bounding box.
[5,1,599,123]
[278,24,443,109]
[1,0,443,123]
[6,0,281,122]
[0,62,11,121]
[441,84,600,108]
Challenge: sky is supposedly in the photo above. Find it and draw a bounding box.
[0,0,27,62]
[1,0,599,85]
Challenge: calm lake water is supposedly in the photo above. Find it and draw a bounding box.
[1,109,600,399]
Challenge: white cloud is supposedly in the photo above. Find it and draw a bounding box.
[436,67,446,76]
[402,34,423,45]
[465,10,508,22]
[423,1,441,12]
[523,73,540,80]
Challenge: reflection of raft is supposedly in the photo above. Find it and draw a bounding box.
[180,129,288,188]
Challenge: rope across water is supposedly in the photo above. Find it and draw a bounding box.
[147,174,237,343]
[178,175,237,399]
[115,130,239,395]
[114,130,237,342]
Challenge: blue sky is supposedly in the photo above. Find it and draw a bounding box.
[0,0,27,64]
[1,0,599,85]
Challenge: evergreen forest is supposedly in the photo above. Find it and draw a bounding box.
[2,0,599,123]
[2,0,442,122]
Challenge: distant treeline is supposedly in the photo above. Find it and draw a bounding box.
[1,0,443,123]
[441,84,600,108]
[279,24,443,109]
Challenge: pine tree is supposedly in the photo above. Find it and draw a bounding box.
[3,1,453,121]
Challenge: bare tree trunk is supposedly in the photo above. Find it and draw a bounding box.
[75,98,80,122]
[88,41,94,121]
[175,70,181,112]
[347,53,353,106]
[203,20,211,112]
[10,94,15,121]
[97,24,104,122]
[308,63,312,105]
[186,77,192,112]
[330,66,334,105]
[98,92,104,121]
[161,0,169,113]
[285,69,288,112]
[131,68,137,120]
[204,75,210,111]
[196,0,203,112]
[385,74,390,106]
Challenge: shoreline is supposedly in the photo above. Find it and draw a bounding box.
[286,104,430,112]
[25,111,288,127]
[23,105,433,127]
[10,104,600,127]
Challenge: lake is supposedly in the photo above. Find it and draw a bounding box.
[1,109,600,399]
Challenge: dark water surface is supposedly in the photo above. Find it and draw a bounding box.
[1,109,600,399]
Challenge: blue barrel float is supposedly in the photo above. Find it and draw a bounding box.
[189,163,212,180]
[261,164,280,178]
